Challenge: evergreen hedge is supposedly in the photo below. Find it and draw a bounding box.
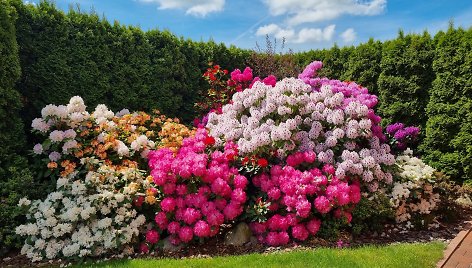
[0,0,39,254]
[421,25,472,183]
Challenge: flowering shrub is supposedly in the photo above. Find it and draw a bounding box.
[390,149,440,228]
[204,61,396,245]
[16,159,147,262]
[248,155,362,245]
[31,96,192,184]
[16,96,197,261]
[385,123,420,152]
[144,128,248,248]
[207,62,395,190]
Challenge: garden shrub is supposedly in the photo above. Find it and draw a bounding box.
[422,26,472,183]
[206,61,396,245]
[143,129,247,250]
[16,96,194,261]
[351,194,395,236]
[388,149,454,229]
[0,0,42,255]
[342,38,383,97]
[377,31,434,128]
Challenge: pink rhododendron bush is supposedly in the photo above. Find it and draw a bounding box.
[205,61,396,245]
[142,128,248,250]
[15,61,461,263]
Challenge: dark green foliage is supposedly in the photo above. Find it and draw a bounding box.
[421,26,472,183]
[318,44,354,80]
[351,195,395,236]
[10,1,250,127]
[295,45,354,80]
[0,0,45,254]
[343,38,383,96]
[377,31,435,128]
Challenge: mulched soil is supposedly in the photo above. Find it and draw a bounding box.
[2,207,471,268]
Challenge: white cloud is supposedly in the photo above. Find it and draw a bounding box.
[256,24,335,44]
[340,28,356,43]
[262,0,386,26]
[293,25,336,43]
[140,0,225,17]
[256,24,295,40]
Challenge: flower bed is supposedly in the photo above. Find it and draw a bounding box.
[14,61,470,263]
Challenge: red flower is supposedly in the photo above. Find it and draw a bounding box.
[204,136,215,146]
[133,196,145,207]
[241,157,249,165]
[257,158,268,168]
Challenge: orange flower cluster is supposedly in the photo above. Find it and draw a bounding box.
[158,121,196,152]
[41,108,192,185]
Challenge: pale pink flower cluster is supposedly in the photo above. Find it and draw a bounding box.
[206,62,395,188]
[146,128,248,246]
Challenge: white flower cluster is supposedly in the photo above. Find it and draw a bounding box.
[395,148,435,181]
[16,160,147,262]
[389,149,440,225]
[207,78,395,187]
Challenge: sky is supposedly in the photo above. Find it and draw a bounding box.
[23,0,472,52]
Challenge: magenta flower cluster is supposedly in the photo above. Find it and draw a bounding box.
[147,128,248,246]
[386,123,420,151]
[249,151,361,246]
[230,67,277,89]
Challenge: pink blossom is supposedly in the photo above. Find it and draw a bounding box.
[167,221,180,234]
[154,212,168,229]
[233,175,248,189]
[214,198,227,211]
[306,218,321,235]
[176,184,188,196]
[295,199,311,218]
[193,220,211,237]
[178,226,194,243]
[314,196,331,214]
[322,164,335,175]
[292,224,309,241]
[183,208,201,225]
[161,197,176,212]
[140,243,149,253]
[206,211,225,226]
[268,215,289,231]
[223,203,242,220]
[268,188,281,200]
[145,229,160,244]
[249,222,267,235]
[163,183,176,195]
[231,188,247,204]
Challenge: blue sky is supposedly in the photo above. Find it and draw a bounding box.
[24,0,472,52]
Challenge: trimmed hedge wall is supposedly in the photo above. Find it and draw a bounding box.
[10,0,250,127]
[0,0,38,254]
[421,26,472,183]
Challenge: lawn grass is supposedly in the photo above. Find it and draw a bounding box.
[73,242,445,268]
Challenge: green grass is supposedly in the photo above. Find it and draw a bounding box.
[74,242,445,268]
